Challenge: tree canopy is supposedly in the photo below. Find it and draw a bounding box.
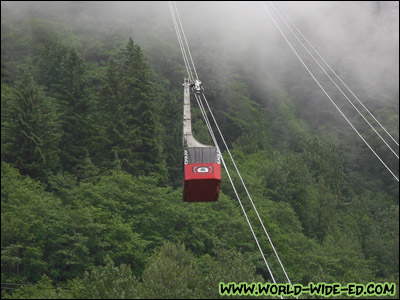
[1,2,398,298]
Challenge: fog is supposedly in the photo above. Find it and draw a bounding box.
[172,2,399,106]
[3,1,399,111]
[2,1,399,182]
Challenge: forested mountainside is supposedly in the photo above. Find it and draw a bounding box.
[1,1,398,298]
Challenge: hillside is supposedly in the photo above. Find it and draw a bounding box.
[1,1,399,298]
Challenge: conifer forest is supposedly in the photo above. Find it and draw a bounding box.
[1,1,399,298]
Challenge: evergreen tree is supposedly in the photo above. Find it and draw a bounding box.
[1,3,399,297]
[57,48,93,178]
[34,39,68,93]
[100,38,167,182]
[158,88,182,187]
[1,73,61,181]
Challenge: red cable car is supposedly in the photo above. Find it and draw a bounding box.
[182,78,221,202]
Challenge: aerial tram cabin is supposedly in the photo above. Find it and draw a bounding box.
[183,78,221,202]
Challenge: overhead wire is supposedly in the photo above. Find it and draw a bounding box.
[272,1,399,148]
[168,1,283,289]
[268,1,398,160]
[194,93,279,287]
[200,91,296,289]
[173,1,199,81]
[168,1,194,81]
[261,1,399,182]
[170,1,398,295]
[169,2,299,294]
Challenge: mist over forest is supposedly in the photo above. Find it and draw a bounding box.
[4,2,399,90]
[3,1,399,130]
[1,1,399,299]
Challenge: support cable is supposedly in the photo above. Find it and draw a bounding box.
[268,1,398,159]
[200,91,296,288]
[194,93,279,288]
[169,1,298,290]
[272,1,399,147]
[170,1,281,287]
[173,1,200,81]
[261,1,399,182]
[168,1,195,81]
[169,1,296,289]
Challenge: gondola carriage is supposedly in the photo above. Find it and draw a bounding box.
[182,78,221,202]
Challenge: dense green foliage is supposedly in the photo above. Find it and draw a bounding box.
[1,2,398,298]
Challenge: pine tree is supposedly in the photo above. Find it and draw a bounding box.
[100,39,167,182]
[56,48,93,178]
[1,72,61,181]
[34,39,68,93]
